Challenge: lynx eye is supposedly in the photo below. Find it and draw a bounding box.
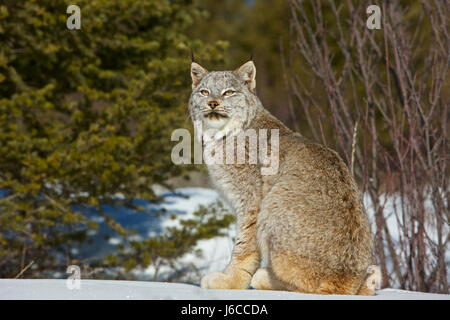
[200,90,209,96]
[223,90,235,97]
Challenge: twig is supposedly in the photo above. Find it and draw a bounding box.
[14,260,35,279]
[350,120,359,177]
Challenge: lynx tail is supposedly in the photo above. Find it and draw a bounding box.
[357,265,382,295]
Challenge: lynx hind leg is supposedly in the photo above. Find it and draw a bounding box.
[357,265,382,296]
[250,268,286,291]
[270,253,363,295]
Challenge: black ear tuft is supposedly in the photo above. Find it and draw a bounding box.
[250,50,254,62]
[190,49,195,63]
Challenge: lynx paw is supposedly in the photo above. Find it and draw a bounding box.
[201,272,233,289]
[250,268,272,290]
[251,268,285,290]
[201,272,249,290]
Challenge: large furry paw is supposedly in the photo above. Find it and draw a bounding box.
[201,272,233,289]
[201,272,249,290]
[250,268,271,290]
[251,268,285,291]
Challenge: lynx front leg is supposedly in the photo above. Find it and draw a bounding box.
[201,210,260,290]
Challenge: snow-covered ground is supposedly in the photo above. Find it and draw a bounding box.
[0,279,448,300]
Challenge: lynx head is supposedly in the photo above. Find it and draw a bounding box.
[188,60,260,140]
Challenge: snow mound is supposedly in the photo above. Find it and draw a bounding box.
[0,279,448,300]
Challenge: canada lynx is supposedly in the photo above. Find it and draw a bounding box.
[188,60,381,295]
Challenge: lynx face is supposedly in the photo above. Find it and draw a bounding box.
[188,61,259,139]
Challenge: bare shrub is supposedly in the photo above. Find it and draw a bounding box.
[285,0,449,293]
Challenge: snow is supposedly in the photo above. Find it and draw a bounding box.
[0,279,448,300]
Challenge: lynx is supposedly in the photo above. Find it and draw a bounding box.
[188,59,381,295]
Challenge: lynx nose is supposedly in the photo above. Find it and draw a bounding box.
[207,100,220,109]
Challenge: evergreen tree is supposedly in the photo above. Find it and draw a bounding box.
[0,0,227,278]
[102,200,235,282]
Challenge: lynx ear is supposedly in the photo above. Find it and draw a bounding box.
[234,61,256,93]
[191,62,208,89]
